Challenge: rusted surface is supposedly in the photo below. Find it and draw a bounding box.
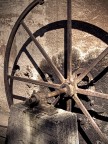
[8,75,60,89]
[21,21,65,83]
[67,0,72,80]
[47,87,108,100]
[65,0,72,111]
[4,0,108,143]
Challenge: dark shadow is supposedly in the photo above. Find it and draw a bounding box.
[72,20,108,44]
[73,107,108,122]
[78,94,90,102]
[55,95,70,110]
[89,110,108,122]
[78,120,92,144]
[89,66,108,86]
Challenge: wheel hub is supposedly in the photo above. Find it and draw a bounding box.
[61,81,74,96]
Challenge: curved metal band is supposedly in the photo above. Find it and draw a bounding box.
[4,0,43,107]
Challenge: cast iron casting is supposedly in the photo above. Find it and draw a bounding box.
[4,0,108,143]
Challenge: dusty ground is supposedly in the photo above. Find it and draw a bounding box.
[0,0,108,144]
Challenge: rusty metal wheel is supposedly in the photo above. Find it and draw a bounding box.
[4,0,108,143]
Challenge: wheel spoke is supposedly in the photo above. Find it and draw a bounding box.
[47,86,108,100]
[24,49,47,81]
[76,47,108,83]
[47,88,66,98]
[67,0,72,80]
[67,99,72,111]
[21,21,65,83]
[73,93,108,143]
[52,96,60,106]
[77,88,108,100]
[66,0,72,111]
[8,75,61,89]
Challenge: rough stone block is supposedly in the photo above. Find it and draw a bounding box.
[6,103,79,144]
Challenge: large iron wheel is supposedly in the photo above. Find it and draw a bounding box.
[4,0,108,143]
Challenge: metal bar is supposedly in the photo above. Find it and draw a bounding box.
[4,0,44,108]
[21,21,65,83]
[67,99,72,111]
[52,96,60,106]
[77,88,108,99]
[76,47,108,83]
[48,86,108,100]
[13,94,26,101]
[67,0,72,80]
[67,0,72,111]
[47,88,67,98]
[8,75,60,89]
[73,93,108,143]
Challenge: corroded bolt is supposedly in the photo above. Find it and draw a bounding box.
[25,90,40,107]
[60,82,74,96]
